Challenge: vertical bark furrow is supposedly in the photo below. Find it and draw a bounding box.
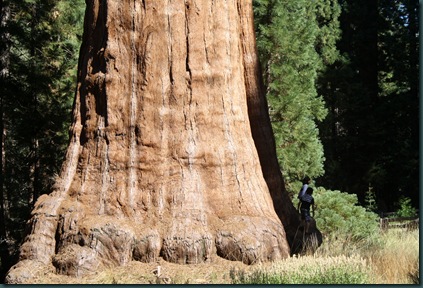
[99,133,109,215]
[126,0,138,217]
[5,1,297,283]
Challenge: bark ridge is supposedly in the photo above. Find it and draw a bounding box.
[5,1,308,283]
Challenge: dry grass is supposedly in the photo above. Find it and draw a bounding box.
[367,229,419,284]
[25,229,419,284]
[312,228,419,284]
[27,255,259,284]
[29,254,371,284]
[268,254,369,273]
[243,254,370,284]
[231,229,419,284]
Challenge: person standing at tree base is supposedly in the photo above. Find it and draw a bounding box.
[297,176,311,211]
[300,187,315,234]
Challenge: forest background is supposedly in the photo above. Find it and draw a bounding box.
[0,0,419,280]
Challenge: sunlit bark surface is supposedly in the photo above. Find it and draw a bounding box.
[5,1,313,283]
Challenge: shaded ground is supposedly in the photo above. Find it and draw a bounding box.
[19,255,265,284]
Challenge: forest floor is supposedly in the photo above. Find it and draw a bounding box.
[30,255,258,284]
[19,228,420,284]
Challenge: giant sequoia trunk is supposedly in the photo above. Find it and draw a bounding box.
[6,0,309,283]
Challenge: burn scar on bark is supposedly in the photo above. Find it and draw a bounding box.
[184,1,192,83]
[166,11,174,87]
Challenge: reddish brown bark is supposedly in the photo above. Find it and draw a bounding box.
[6,0,311,283]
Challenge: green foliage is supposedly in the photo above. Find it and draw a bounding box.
[364,186,378,213]
[313,187,379,241]
[4,0,84,213]
[1,0,85,272]
[394,196,417,218]
[253,0,341,186]
[317,0,419,210]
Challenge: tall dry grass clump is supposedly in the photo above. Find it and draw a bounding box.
[231,227,419,284]
[367,229,419,284]
[311,228,419,284]
[308,188,419,284]
[230,254,370,284]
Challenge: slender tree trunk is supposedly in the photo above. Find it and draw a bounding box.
[6,1,303,283]
[407,0,419,101]
[0,95,9,282]
[0,0,11,280]
[28,2,41,208]
[29,138,41,207]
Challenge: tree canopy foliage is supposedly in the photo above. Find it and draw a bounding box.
[253,0,342,193]
[0,0,84,278]
[317,0,419,211]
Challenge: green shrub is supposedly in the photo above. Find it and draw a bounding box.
[364,186,378,212]
[394,196,417,218]
[313,187,379,241]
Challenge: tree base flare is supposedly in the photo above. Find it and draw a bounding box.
[6,193,290,282]
[5,1,301,282]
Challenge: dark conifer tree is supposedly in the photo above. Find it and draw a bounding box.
[318,0,419,210]
[253,0,341,193]
[0,0,84,279]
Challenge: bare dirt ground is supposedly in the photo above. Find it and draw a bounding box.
[28,255,264,284]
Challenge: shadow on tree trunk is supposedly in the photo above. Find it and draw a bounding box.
[5,1,321,283]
